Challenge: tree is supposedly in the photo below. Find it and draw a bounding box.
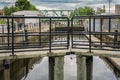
[15,0,37,10]
[96,8,105,14]
[3,0,38,15]
[15,0,30,10]
[70,6,95,17]
[3,6,11,15]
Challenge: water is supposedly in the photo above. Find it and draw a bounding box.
[22,57,48,80]
[93,57,117,80]
[22,55,120,80]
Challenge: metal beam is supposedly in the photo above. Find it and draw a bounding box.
[40,10,74,17]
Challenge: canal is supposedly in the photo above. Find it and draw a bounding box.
[19,56,120,80]
[0,35,120,80]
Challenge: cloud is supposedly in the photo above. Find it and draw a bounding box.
[0,0,119,10]
[29,0,119,10]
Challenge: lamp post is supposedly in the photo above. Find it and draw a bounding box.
[107,0,112,13]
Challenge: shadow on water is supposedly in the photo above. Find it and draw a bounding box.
[0,57,42,80]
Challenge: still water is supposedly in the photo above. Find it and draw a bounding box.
[0,35,119,80]
[21,55,120,80]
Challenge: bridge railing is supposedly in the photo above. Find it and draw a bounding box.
[0,16,69,55]
[0,15,120,55]
[71,15,120,52]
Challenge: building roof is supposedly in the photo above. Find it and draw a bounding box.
[13,10,42,16]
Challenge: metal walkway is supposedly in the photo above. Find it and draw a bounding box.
[0,15,120,60]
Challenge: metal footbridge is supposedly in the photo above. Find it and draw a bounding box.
[0,15,120,60]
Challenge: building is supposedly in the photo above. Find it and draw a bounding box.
[12,10,43,30]
[0,10,3,16]
[115,4,120,15]
[101,12,117,32]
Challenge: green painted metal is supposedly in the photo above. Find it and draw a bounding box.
[40,10,74,17]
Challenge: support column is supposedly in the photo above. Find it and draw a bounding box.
[54,56,64,80]
[49,57,55,80]
[3,60,10,80]
[77,56,86,80]
[86,56,93,80]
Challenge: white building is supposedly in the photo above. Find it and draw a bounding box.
[101,12,119,32]
[13,10,43,30]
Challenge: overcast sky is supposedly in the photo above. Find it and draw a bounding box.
[27,0,120,12]
[0,0,120,11]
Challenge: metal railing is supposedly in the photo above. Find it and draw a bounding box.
[0,15,120,55]
[71,15,120,52]
[0,16,69,55]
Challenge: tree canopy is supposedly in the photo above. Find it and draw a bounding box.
[96,5,106,14]
[70,6,95,17]
[3,0,38,15]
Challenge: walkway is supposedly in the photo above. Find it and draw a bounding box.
[0,16,119,60]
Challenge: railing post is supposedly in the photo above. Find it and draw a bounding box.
[71,17,73,48]
[24,24,28,45]
[93,18,95,32]
[49,18,52,53]
[67,18,70,49]
[39,18,41,46]
[11,17,14,56]
[2,24,4,45]
[89,17,91,52]
[108,18,111,32]
[7,18,10,49]
[100,18,102,48]
[114,30,118,48]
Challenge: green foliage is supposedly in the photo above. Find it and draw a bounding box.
[96,7,105,14]
[3,0,38,15]
[3,6,11,15]
[28,4,37,10]
[70,6,95,17]
[15,0,38,10]
[0,20,6,24]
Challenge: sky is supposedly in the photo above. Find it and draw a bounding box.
[30,0,120,12]
[0,0,120,11]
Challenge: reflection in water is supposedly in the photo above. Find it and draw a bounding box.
[86,56,93,80]
[102,58,120,80]
[93,57,117,80]
[22,56,120,80]
[0,58,41,80]
[64,55,77,80]
[0,55,119,80]
[24,57,48,80]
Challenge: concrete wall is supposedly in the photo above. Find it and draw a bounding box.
[115,4,120,15]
